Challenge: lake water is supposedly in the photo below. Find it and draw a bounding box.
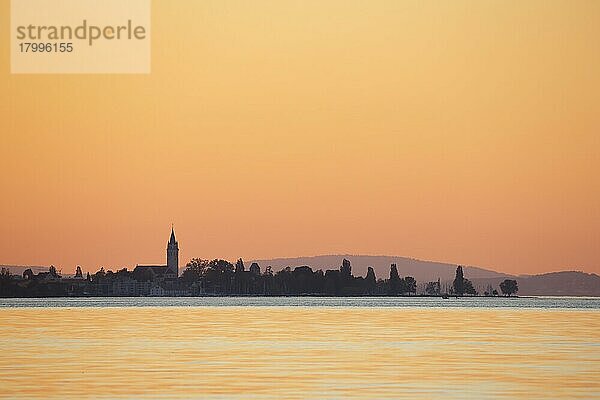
[1,297,599,399]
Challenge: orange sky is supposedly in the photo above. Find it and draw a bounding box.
[1,0,599,275]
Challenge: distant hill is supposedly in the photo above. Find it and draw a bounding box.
[516,271,600,297]
[1,265,49,276]
[251,255,600,296]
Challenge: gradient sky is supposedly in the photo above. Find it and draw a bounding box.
[1,0,599,275]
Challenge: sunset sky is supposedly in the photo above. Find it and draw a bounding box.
[1,0,598,275]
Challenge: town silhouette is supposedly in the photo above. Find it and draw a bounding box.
[0,228,518,298]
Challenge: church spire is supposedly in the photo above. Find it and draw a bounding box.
[166,226,179,277]
[169,225,176,244]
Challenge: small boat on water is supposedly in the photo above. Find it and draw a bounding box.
[442,294,449,299]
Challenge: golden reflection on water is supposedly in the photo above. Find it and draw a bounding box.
[1,307,599,399]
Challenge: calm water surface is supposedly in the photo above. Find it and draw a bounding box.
[1,297,599,399]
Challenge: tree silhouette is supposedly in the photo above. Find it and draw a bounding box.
[452,266,478,296]
[340,259,352,277]
[425,280,441,295]
[463,279,477,295]
[453,266,465,295]
[404,276,417,295]
[389,264,400,295]
[235,258,245,274]
[204,259,234,293]
[0,268,10,283]
[500,279,518,296]
[49,265,60,278]
[182,258,209,282]
[365,267,376,294]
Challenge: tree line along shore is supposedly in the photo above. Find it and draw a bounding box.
[0,259,518,298]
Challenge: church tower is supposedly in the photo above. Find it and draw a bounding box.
[166,227,179,277]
